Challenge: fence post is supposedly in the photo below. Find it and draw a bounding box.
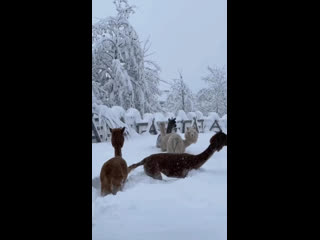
[182,120,185,133]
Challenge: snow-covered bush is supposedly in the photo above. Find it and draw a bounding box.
[125,108,142,126]
[92,104,136,138]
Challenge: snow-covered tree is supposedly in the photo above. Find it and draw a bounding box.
[92,0,161,114]
[195,66,227,115]
[165,72,195,114]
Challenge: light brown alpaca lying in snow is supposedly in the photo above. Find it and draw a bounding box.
[100,127,128,197]
[159,122,198,153]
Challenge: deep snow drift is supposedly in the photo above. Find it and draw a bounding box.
[92,131,227,240]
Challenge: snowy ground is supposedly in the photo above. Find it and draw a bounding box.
[92,131,227,240]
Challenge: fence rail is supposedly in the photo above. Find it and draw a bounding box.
[92,114,223,143]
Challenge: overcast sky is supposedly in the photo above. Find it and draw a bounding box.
[92,0,226,92]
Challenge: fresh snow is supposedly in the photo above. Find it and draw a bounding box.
[153,112,166,122]
[142,113,154,123]
[187,111,197,120]
[92,131,227,240]
[125,108,142,124]
[176,110,188,121]
[195,110,204,119]
[111,106,126,120]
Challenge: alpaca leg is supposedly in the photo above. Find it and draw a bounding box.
[101,180,111,197]
[144,163,162,180]
[161,142,167,152]
[120,178,127,191]
[156,135,162,148]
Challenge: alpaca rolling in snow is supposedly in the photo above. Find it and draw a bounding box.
[100,127,128,197]
[128,131,227,180]
[156,118,176,148]
[160,122,198,153]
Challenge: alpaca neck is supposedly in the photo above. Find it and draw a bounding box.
[193,144,217,169]
[114,147,122,157]
[160,124,166,136]
[166,124,173,133]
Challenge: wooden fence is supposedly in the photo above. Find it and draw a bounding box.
[92,114,222,143]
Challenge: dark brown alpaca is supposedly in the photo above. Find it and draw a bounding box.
[128,131,227,180]
[100,127,128,196]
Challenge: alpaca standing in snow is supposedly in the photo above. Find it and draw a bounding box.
[160,122,198,153]
[159,122,173,151]
[166,127,198,153]
[156,118,176,148]
[128,131,227,179]
[100,127,128,196]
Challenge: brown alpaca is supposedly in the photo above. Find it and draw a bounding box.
[128,131,227,180]
[100,127,128,196]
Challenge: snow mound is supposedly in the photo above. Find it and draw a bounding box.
[111,106,126,120]
[153,112,166,122]
[187,112,197,120]
[206,112,220,121]
[142,113,154,123]
[176,110,188,121]
[164,112,175,119]
[125,108,142,123]
[195,111,204,119]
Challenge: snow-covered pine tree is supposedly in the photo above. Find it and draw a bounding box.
[165,72,195,114]
[92,0,161,114]
[195,66,227,116]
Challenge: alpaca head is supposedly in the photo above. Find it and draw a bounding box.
[167,118,177,130]
[185,127,199,143]
[210,131,227,151]
[110,127,125,149]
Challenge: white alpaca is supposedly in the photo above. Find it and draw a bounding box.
[159,122,172,152]
[159,122,198,153]
[167,127,198,153]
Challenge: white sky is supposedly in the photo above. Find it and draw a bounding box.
[93,0,227,92]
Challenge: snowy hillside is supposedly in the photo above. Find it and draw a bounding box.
[92,132,227,240]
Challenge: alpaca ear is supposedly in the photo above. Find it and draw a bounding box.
[121,127,125,133]
[109,127,113,133]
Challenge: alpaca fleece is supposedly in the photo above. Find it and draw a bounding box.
[156,118,176,148]
[167,127,198,153]
[100,127,128,196]
[128,131,227,179]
